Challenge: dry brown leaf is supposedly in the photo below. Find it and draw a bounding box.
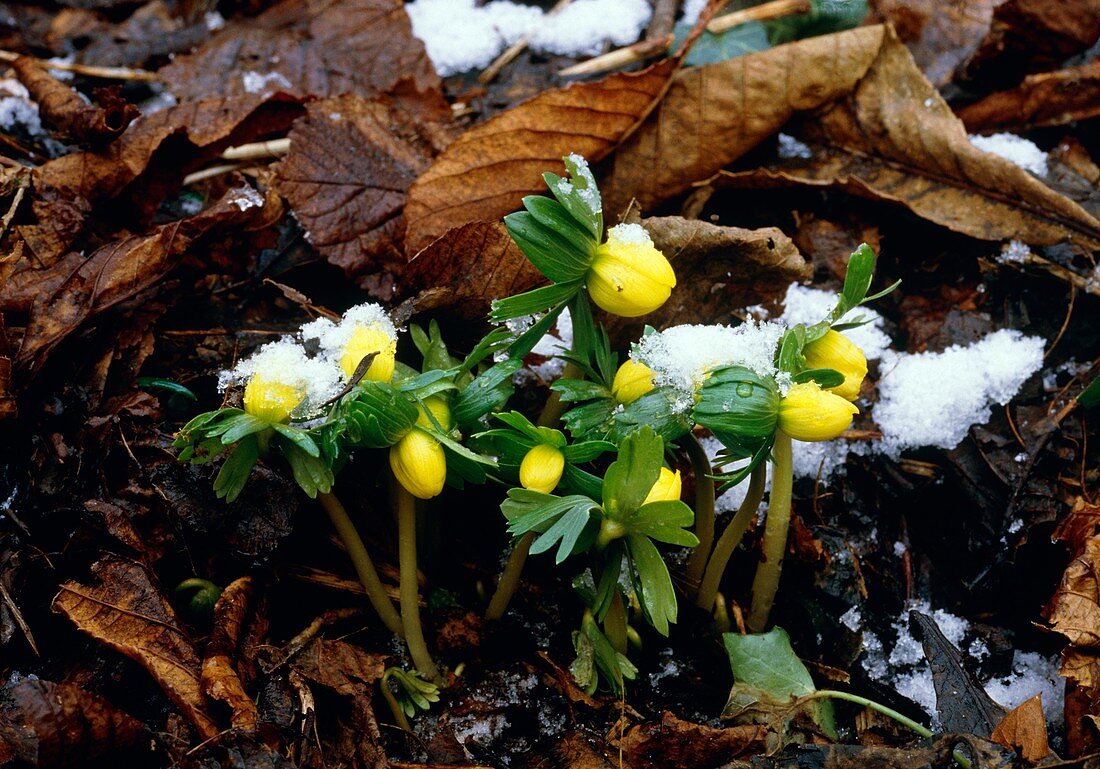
[404,59,677,254]
[201,576,260,733]
[711,27,1100,249]
[612,711,766,769]
[292,638,386,696]
[54,2,209,69]
[52,556,218,739]
[11,185,91,270]
[274,90,453,276]
[1046,534,1100,651]
[403,221,542,319]
[12,56,138,144]
[602,26,885,216]
[958,61,1100,133]
[991,694,1051,763]
[0,678,151,768]
[158,0,439,104]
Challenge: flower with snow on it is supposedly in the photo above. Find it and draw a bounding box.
[586,223,676,317]
[611,359,655,405]
[220,339,342,423]
[802,330,868,402]
[777,382,858,442]
[302,303,398,384]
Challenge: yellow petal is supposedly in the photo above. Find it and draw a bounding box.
[390,430,447,499]
[519,444,565,494]
[611,359,655,405]
[802,330,868,402]
[243,375,304,423]
[642,467,682,505]
[586,225,675,318]
[416,395,452,431]
[777,382,859,442]
[340,324,397,382]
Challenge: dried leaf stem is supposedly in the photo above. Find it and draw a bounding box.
[706,0,810,34]
[0,50,157,81]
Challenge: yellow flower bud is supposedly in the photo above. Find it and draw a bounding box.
[612,359,655,405]
[519,443,565,494]
[586,224,676,318]
[416,396,452,431]
[777,382,859,442]
[802,330,867,402]
[642,467,682,505]
[340,324,397,383]
[389,429,447,499]
[243,375,304,423]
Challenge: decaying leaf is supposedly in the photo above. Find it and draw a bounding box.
[12,56,137,144]
[958,61,1100,133]
[201,577,260,733]
[275,90,453,276]
[991,694,1051,763]
[52,3,209,69]
[712,26,1100,249]
[52,556,218,739]
[0,678,151,768]
[157,0,439,104]
[1046,535,1100,654]
[404,59,677,253]
[612,710,766,769]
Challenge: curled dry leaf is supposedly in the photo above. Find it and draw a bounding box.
[711,27,1100,249]
[52,556,218,739]
[274,90,454,277]
[1046,535,1100,656]
[158,0,439,104]
[404,59,677,253]
[958,61,1100,133]
[201,577,260,733]
[991,694,1051,764]
[0,678,151,768]
[12,56,138,144]
[612,711,766,769]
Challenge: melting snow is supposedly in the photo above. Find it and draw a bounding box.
[969,133,1048,177]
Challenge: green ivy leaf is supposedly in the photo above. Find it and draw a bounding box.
[674,19,770,67]
[1077,375,1100,409]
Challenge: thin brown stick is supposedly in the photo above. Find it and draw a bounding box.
[558,35,673,78]
[0,50,158,82]
[646,0,681,41]
[221,138,291,161]
[479,0,574,84]
[707,0,811,34]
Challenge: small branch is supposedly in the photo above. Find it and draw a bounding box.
[182,163,247,186]
[0,50,158,82]
[221,138,291,161]
[646,0,681,41]
[558,35,673,78]
[707,0,811,34]
[479,0,574,84]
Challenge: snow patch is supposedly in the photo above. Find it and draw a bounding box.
[241,70,292,95]
[969,133,1048,177]
[780,283,892,361]
[778,133,812,160]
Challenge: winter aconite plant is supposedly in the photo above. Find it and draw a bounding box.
[174,153,894,711]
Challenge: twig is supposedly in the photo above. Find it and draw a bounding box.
[646,0,681,41]
[0,50,158,82]
[0,183,27,242]
[707,0,811,34]
[479,0,574,84]
[0,579,38,655]
[182,162,246,186]
[221,138,291,161]
[558,35,673,78]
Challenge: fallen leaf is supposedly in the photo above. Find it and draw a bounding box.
[274,90,453,277]
[602,26,885,216]
[1046,535,1100,653]
[403,221,542,319]
[404,59,677,253]
[202,577,260,733]
[612,711,766,769]
[711,27,1100,249]
[12,56,138,143]
[52,556,218,739]
[158,0,439,104]
[11,185,91,271]
[991,694,1051,763]
[0,678,151,768]
[0,314,14,421]
[52,2,209,69]
[958,61,1100,133]
[1053,498,1100,558]
[791,215,881,283]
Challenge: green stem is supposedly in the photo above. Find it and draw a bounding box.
[318,491,403,636]
[604,590,629,655]
[747,430,793,633]
[683,434,717,588]
[395,483,440,683]
[381,674,413,732]
[696,463,767,611]
[485,532,534,620]
[537,361,582,427]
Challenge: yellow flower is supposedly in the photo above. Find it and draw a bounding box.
[777,382,859,442]
[519,444,565,494]
[612,359,655,405]
[802,330,867,402]
[416,396,452,431]
[243,375,304,423]
[586,224,675,317]
[340,324,396,383]
[642,467,682,505]
[390,429,447,499]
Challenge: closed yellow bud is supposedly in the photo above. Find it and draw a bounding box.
[586,224,676,318]
[777,382,859,442]
[340,324,397,383]
[519,444,565,494]
[642,467,682,505]
[612,359,655,405]
[416,396,452,431]
[390,429,447,499]
[243,375,304,423]
[802,330,867,402]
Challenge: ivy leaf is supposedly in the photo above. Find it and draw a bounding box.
[602,426,663,518]
[213,434,260,502]
[626,534,678,636]
[1077,375,1100,409]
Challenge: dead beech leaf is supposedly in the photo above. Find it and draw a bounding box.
[612,711,766,769]
[12,56,137,144]
[201,577,259,733]
[991,694,1051,763]
[404,59,677,253]
[52,556,218,739]
[11,185,91,271]
[292,638,386,696]
[602,26,885,216]
[274,91,453,276]
[958,61,1100,133]
[711,27,1100,249]
[158,0,439,104]
[1046,535,1100,651]
[0,678,151,768]
[52,3,210,69]
[403,221,542,319]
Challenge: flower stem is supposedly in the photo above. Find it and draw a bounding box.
[318,491,403,636]
[395,483,440,683]
[537,361,582,427]
[683,434,717,588]
[381,673,413,732]
[485,532,534,620]
[747,430,793,633]
[695,463,767,611]
[604,590,629,654]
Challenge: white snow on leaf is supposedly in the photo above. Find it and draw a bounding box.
[969,132,1048,177]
